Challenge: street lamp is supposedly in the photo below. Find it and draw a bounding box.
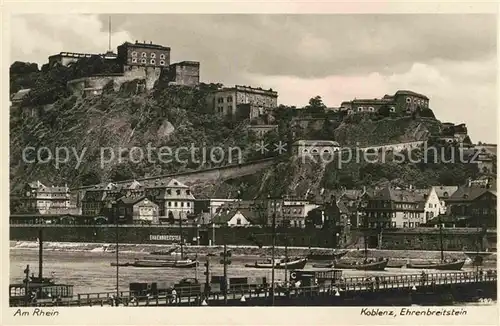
[115,209,119,300]
[268,195,278,306]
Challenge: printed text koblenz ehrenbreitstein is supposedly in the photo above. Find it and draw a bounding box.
[360,307,467,317]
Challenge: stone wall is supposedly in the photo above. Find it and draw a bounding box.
[67,66,162,96]
[10,225,497,251]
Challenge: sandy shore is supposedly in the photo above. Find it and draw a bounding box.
[10,240,497,263]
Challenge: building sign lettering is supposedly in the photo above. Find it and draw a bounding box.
[149,234,181,241]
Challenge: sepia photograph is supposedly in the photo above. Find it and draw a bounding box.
[4,6,498,325]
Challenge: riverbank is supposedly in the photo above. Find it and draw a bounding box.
[10,241,497,264]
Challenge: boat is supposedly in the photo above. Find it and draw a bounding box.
[406,260,465,270]
[334,258,389,271]
[10,231,73,306]
[407,215,465,271]
[131,259,198,268]
[150,246,180,256]
[110,262,130,267]
[306,251,348,261]
[331,221,389,271]
[311,263,333,268]
[244,258,308,269]
[386,261,406,268]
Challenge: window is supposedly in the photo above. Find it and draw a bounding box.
[236,218,241,225]
[132,51,137,57]
[406,97,411,103]
[168,202,172,207]
[160,53,165,59]
[141,52,147,58]
[227,96,233,102]
[176,190,181,195]
[167,189,171,195]
[141,59,146,64]
[415,222,420,227]
[391,221,396,228]
[369,107,374,112]
[150,59,155,64]
[151,53,156,58]
[186,190,190,195]
[403,222,408,228]
[132,58,137,63]
[187,202,190,207]
[358,107,363,111]
[174,202,178,207]
[181,202,184,207]
[160,60,165,65]
[409,222,414,227]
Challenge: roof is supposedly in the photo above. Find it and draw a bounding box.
[432,186,459,199]
[394,90,429,100]
[119,41,170,51]
[351,98,393,104]
[171,61,200,66]
[292,140,340,147]
[117,196,157,206]
[212,208,258,225]
[26,181,68,193]
[336,201,349,214]
[447,186,492,202]
[142,178,189,189]
[11,89,31,102]
[372,187,427,203]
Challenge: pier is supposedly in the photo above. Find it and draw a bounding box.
[14,270,497,307]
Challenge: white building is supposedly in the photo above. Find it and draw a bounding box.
[292,140,341,157]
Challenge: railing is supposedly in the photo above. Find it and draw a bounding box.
[14,270,497,307]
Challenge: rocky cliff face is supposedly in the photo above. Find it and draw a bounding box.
[10,62,477,197]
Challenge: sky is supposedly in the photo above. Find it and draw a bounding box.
[10,14,498,143]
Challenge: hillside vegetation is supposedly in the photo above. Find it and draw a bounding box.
[10,61,481,196]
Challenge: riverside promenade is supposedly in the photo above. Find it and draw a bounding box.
[14,270,497,307]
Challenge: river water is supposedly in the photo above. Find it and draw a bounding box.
[10,249,496,299]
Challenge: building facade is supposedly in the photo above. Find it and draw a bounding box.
[114,197,159,224]
[194,198,240,217]
[432,186,459,215]
[445,184,496,227]
[143,178,195,223]
[13,181,71,214]
[364,187,425,228]
[266,198,319,228]
[212,209,253,227]
[165,61,200,86]
[291,140,341,157]
[208,85,278,120]
[340,90,429,115]
[247,124,278,139]
[117,41,171,68]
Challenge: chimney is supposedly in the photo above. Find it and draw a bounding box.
[135,40,138,44]
[150,41,152,44]
[467,178,472,187]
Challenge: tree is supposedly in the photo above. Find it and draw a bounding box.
[378,105,390,117]
[305,96,326,114]
[305,207,323,227]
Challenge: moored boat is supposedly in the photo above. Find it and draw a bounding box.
[311,263,334,268]
[131,259,198,268]
[307,251,348,261]
[334,258,389,271]
[406,259,466,271]
[245,258,307,270]
[386,261,406,268]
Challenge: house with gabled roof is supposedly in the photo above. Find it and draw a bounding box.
[212,208,256,227]
[365,186,426,228]
[114,196,159,224]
